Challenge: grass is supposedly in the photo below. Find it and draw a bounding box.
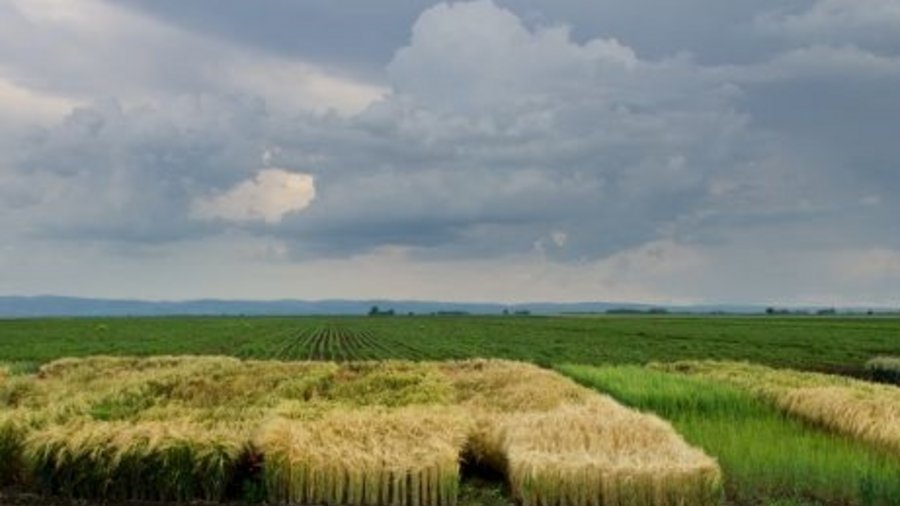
[557,364,900,506]
[1,315,899,374]
[656,361,900,453]
[0,357,718,506]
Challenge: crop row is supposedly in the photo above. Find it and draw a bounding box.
[3,316,900,373]
[261,326,429,361]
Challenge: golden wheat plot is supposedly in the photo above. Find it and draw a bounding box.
[446,360,721,506]
[257,407,471,506]
[470,401,721,506]
[662,361,900,453]
[0,357,722,505]
[24,420,248,501]
[440,359,593,412]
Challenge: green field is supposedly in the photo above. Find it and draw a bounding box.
[1,315,899,372]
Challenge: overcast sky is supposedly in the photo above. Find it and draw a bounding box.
[2,0,899,305]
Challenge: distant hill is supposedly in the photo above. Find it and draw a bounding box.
[0,295,773,318]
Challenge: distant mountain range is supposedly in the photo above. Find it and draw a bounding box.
[0,295,774,318]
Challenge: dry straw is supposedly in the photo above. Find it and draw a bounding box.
[454,361,722,506]
[0,356,720,505]
[501,403,722,506]
[257,407,470,506]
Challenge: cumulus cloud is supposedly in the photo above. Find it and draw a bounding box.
[192,169,315,224]
[3,0,890,257]
[272,0,757,260]
[387,0,639,111]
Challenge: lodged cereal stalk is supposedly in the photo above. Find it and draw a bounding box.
[0,357,722,505]
[471,402,722,506]
[454,360,722,506]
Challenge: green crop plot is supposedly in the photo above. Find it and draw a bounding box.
[1,315,899,373]
[558,364,900,506]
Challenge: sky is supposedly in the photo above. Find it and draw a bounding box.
[1,0,899,306]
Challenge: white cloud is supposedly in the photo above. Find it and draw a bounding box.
[192,169,315,224]
[388,0,639,112]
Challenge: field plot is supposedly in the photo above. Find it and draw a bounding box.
[559,364,900,506]
[656,361,900,453]
[0,357,720,506]
[2,316,900,373]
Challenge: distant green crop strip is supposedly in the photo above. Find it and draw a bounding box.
[2,315,900,373]
[557,364,900,506]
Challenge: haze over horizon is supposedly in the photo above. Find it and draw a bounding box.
[2,0,899,306]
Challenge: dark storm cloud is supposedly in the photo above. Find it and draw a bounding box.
[116,0,814,69]
[8,95,268,242]
[756,0,900,56]
[3,0,900,303]
[114,0,425,80]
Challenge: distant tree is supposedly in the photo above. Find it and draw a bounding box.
[607,308,642,315]
[765,307,775,315]
[502,308,510,316]
[368,306,395,317]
